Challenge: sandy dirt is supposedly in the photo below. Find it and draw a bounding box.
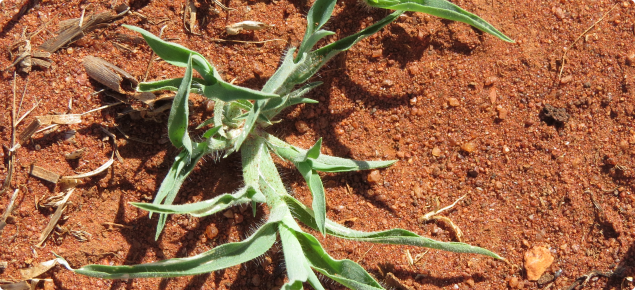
[0,0,634,289]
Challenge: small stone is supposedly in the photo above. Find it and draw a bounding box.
[465,278,475,287]
[496,106,508,119]
[382,79,394,87]
[396,151,405,158]
[508,276,519,288]
[205,224,219,239]
[223,210,234,219]
[367,170,381,184]
[431,147,442,157]
[619,139,630,151]
[553,7,565,19]
[626,52,635,66]
[489,87,497,105]
[295,120,310,134]
[372,49,382,58]
[43,280,55,290]
[253,63,264,78]
[251,274,261,286]
[559,75,573,85]
[67,47,74,55]
[524,246,554,281]
[495,181,503,189]
[467,168,478,178]
[447,98,460,107]
[461,142,476,153]
[234,213,243,224]
[484,76,498,86]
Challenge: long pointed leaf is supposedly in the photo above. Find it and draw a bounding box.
[168,54,194,156]
[294,230,384,289]
[263,132,397,172]
[296,162,326,235]
[56,222,278,279]
[153,142,208,240]
[284,195,503,259]
[365,0,513,42]
[132,186,265,217]
[137,77,207,93]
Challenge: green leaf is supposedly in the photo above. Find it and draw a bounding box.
[279,225,311,282]
[296,0,338,58]
[167,54,194,156]
[263,132,397,172]
[296,162,326,235]
[365,0,513,42]
[230,100,262,154]
[152,142,208,240]
[242,136,289,204]
[56,222,278,279]
[288,11,403,87]
[137,77,206,93]
[196,118,215,130]
[284,195,503,259]
[202,125,221,139]
[126,25,279,100]
[124,25,215,83]
[294,230,384,289]
[201,82,279,102]
[305,138,322,160]
[131,186,264,217]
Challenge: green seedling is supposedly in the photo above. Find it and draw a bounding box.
[58,0,512,288]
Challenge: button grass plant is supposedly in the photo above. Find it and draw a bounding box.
[57,0,512,288]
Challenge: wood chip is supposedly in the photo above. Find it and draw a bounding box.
[60,158,113,181]
[0,188,20,235]
[36,189,74,247]
[36,114,82,125]
[19,259,58,279]
[226,21,269,35]
[30,165,60,184]
[64,148,86,160]
[83,56,138,94]
[39,6,129,53]
[19,118,42,143]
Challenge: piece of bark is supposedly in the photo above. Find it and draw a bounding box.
[39,5,129,53]
[30,165,60,184]
[83,56,138,94]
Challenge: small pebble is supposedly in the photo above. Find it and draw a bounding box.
[461,142,476,153]
[67,47,74,54]
[382,79,394,87]
[465,278,475,287]
[447,98,460,107]
[467,168,478,178]
[431,147,441,157]
[627,52,635,66]
[524,246,554,281]
[553,7,565,19]
[367,170,381,184]
[619,139,630,150]
[295,121,310,134]
[234,213,243,224]
[372,49,382,58]
[497,106,508,119]
[489,87,497,104]
[560,75,573,85]
[484,76,498,86]
[223,210,234,218]
[205,224,219,239]
[508,277,519,288]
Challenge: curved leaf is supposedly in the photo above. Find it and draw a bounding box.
[168,54,193,155]
[137,77,206,93]
[284,195,503,259]
[131,186,264,217]
[56,222,278,279]
[365,0,513,42]
[294,230,384,289]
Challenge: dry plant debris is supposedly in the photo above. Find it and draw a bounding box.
[0,188,20,235]
[39,5,129,53]
[36,188,75,247]
[226,21,270,35]
[419,194,467,242]
[83,56,138,94]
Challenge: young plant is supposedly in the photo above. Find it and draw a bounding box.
[58,0,512,288]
